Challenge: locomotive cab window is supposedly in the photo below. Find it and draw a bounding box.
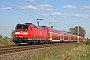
[16,25,28,30]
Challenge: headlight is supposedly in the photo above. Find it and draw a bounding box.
[25,36,27,37]
[22,32,28,34]
[15,32,20,34]
[15,36,17,37]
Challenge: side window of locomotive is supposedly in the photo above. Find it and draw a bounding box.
[23,25,28,30]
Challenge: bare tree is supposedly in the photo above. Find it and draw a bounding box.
[69,26,86,38]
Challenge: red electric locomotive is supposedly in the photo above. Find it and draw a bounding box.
[13,23,49,45]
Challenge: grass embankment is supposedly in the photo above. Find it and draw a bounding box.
[0,38,16,46]
[84,45,90,60]
[25,43,90,60]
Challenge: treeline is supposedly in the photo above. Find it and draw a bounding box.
[0,35,9,39]
[68,26,86,38]
[0,34,16,46]
[0,30,16,46]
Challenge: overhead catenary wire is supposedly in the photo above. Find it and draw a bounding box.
[34,1,76,28]
[25,0,57,25]
[9,0,45,18]
[0,1,37,18]
[25,0,69,28]
[9,0,74,28]
[0,0,75,30]
[9,0,50,25]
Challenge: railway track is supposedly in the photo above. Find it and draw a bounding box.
[0,42,77,56]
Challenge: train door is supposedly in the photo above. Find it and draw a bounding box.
[69,35,71,41]
[60,34,63,40]
[49,32,52,40]
[30,27,34,40]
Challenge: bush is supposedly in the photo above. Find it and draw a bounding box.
[0,38,16,46]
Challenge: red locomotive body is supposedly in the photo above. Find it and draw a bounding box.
[14,23,48,44]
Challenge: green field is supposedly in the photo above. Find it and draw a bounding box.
[25,43,90,60]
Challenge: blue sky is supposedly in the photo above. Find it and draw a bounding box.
[0,0,90,38]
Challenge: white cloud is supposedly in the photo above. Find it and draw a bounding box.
[39,4,53,8]
[81,6,90,11]
[43,12,90,18]
[43,12,67,17]
[70,13,90,18]
[46,9,52,11]
[0,7,12,10]
[22,4,53,11]
[22,6,38,11]
[63,5,77,9]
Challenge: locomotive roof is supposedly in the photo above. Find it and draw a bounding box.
[17,23,33,25]
[17,23,36,27]
[36,26,47,30]
[17,23,48,29]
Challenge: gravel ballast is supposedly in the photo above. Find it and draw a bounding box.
[0,46,62,60]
